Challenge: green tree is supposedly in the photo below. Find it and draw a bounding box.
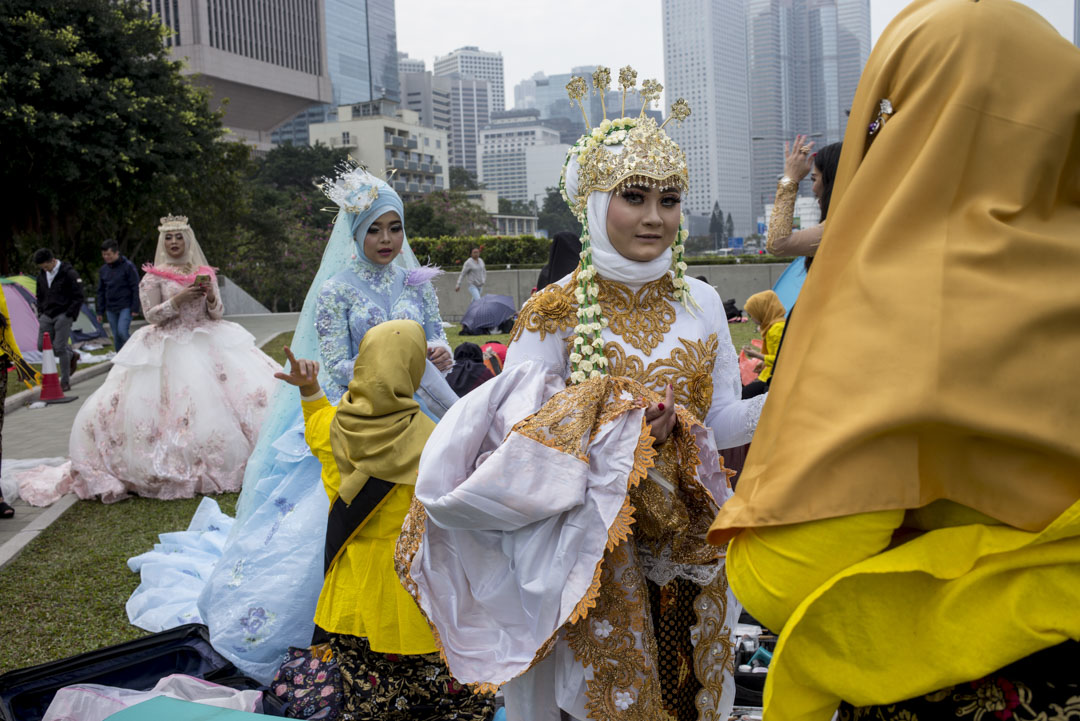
[0,0,246,275]
[449,166,482,190]
[252,142,350,192]
[404,191,494,238]
[725,212,735,243]
[498,197,534,216]
[536,187,582,238]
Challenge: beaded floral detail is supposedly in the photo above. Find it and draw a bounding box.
[315,258,448,401]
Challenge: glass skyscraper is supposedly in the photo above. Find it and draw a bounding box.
[747,0,870,224]
[273,0,399,146]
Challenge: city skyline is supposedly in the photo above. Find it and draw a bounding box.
[396,0,1073,112]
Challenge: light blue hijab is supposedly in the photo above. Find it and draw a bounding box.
[233,173,419,525]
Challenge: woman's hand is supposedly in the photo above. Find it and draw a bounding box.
[644,384,677,445]
[172,283,207,306]
[783,134,816,183]
[274,346,321,397]
[204,278,217,303]
[742,346,764,361]
[428,346,452,372]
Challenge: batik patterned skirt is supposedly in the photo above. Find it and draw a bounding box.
[327,633,494,720]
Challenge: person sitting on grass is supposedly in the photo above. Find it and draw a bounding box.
[274,321,494,721]
[740,289,787,399]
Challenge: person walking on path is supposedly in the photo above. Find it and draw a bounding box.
[96,239,141,352]
[454,247,486,302]
[33,248,84,391]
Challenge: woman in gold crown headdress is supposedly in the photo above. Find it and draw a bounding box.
[18,216,282,505]
[708,0,1080,718]
[396,67,760,721]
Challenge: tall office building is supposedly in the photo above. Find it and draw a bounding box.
[434,46,505,113]
[477,110,562,202]
[1075,0,1079,47]
[446,76,490,174]
[148,0,333,151]
[747,0,871,223]
[400,69,452,131]
[662,0,754,235]
[273,0,399,145]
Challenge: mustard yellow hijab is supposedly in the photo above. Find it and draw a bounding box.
[710,0,1080,544]
[743,290,786,336]
[330,319,435,505]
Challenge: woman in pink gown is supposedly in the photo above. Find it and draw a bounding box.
[19,215,281,504]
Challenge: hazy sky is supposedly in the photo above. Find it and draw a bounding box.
[396,1,1075,109]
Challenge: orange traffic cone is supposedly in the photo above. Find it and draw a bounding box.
[38,331,77,404]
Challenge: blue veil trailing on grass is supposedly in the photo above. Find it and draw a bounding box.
[126,174,429,683]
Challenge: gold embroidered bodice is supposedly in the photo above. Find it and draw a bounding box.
[510,274,718,421]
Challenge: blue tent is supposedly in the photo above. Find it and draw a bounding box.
[771,259,808,314]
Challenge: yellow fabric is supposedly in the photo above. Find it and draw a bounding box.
[728,498,1080,720]
[330,320,435,505]
[303,395,437,654]
[756,320,785,383]
[710,0,1080,545]
[0,291,21,360]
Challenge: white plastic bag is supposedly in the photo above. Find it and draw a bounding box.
[42,673,262,721]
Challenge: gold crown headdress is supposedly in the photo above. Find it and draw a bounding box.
[158,214,190,232]
[558,66,696,385]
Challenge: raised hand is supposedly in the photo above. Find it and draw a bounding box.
[273,346,321,397]
[783,134,816,183]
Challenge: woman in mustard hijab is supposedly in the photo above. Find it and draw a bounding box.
[740,289,787,398]
[276,320,493,720]
[709,0,1080,718]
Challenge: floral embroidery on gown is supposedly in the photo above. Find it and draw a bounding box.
[17,268,281,505]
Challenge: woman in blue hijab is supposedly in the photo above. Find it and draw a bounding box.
[126,163,457,682]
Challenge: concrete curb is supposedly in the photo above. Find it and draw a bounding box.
[0,494,79,570]
[5,360,113,416]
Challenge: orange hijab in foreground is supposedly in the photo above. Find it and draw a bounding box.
[710,0,1080,545]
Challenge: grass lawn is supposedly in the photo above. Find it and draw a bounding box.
[0,319,759,674]
[0,494,238,674]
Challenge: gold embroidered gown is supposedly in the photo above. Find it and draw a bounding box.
[396,271,763,721]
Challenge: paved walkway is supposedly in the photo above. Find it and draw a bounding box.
[0,313,298,568]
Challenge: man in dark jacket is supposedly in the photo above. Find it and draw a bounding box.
[34,248,84,391]
[96,239,140,351]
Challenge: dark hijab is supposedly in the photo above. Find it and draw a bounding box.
[446,342,494,396]
[536,232,583,291]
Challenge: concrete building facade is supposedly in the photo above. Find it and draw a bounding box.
[525,143,571,208]
[308,100,448,198]
[271,0,399,146]
[446,76,491,175]
[400,70,452,132]
[398,51,425,75]
[434,46,505,114]
[150,0,333,150]
[662,0,755,235]
[478,111,562,202]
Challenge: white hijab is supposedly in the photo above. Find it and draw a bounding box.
[154,226,210,269]
[564,146,673,285]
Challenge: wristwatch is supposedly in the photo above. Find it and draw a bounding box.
[778,176,799,191]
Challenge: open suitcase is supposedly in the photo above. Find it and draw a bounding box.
[0,623,285,720]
